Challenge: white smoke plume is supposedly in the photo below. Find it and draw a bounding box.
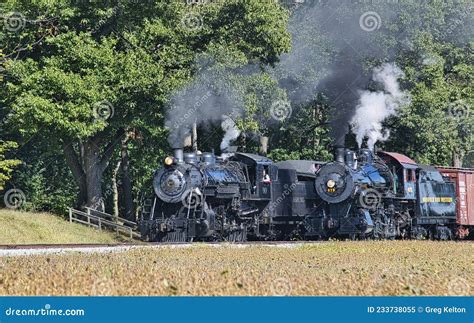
[165,56,246,149]
[351,63,410,150]
[220,113,241,151]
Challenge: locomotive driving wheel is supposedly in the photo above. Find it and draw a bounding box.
[212,205,248,242]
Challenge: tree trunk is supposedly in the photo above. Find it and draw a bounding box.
[63,143,87,209]
[452,151,463,168]
[121,133,134,222]
[83,140,105,211]
[62,130,124,212]
[112,159,121,219]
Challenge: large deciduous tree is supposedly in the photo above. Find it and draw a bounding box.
[389,34,473,166]
[1,0,291,212]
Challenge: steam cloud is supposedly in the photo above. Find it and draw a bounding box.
[351,63,410,150]
[165,59,245,149]
[165,1,469,151]
[220,114,241,151]
[271,2,385,145]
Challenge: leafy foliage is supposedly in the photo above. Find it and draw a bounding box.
[0,141,21,190]
[388,34,473,165]
[0,0,472,215]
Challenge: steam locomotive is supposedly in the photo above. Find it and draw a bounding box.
[309,148,457,240]
[140,148,267,242]
[139,146,322,242]
[139,146,468,242]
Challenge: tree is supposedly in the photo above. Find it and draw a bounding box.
[388,34,473,166]
[0,141,21,190]
[2,0,291,213]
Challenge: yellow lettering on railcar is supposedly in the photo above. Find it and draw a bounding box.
[421,197,453,203]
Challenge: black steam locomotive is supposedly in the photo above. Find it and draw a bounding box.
[140,146,460,242]
[140,148,271,242]
[308,148,457,240]
[139,146,323,242]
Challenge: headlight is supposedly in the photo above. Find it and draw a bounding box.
[164,156,174,166]
[327,179,336,188]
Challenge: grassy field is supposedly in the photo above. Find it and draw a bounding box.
[0,241,472,296]
[0,209,122,244]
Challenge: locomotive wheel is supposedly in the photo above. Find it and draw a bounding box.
[157,230,189,243]
[225,229,247,242]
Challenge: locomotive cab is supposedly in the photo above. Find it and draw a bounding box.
[231,153,275,200]
[377,151,417,200]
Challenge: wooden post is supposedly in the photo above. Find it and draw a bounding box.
[86,208,92,228]
[98,218,102,231]
[69,208,72,223]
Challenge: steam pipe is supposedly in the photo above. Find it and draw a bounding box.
[334,145,345,164]
[173,148,184,163]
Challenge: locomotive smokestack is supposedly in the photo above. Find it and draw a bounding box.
[334,146,345,163]
[173,147,184,163]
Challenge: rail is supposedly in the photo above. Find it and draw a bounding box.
[68,208,139,239]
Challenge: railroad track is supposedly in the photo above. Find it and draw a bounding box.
[0,243,138,250]
[1,239,470,251]
[0,241,319,250]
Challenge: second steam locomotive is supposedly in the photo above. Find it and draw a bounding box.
[140,146,471,242]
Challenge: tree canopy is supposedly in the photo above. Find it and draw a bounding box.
[0,0,472,216]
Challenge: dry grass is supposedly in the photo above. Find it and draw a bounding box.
[0,209,122,244]
[0,241,472,296]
